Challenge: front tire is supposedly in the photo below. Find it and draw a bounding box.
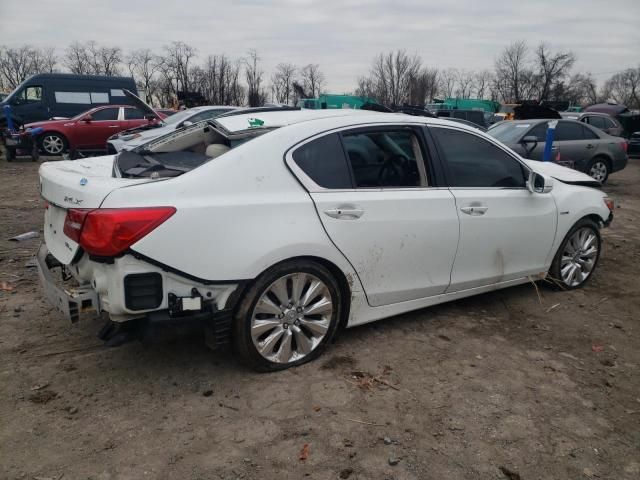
[549,218,601,290]
[40,132,67,156]
[587,157,609,184]
[233,260,343,372]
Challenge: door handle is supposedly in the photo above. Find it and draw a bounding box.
[586,144,594,149]
[324,207,364,219]
[108,125,120,128]
[460,205,488,216]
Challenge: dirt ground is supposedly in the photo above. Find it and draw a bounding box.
[0,151,639,480]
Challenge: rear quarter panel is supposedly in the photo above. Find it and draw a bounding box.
[101,129,361,288]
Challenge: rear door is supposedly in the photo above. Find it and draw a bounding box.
[287,126,460,307]
[74,107,122,149]
[430,126,556,291]
[124,107,151,129]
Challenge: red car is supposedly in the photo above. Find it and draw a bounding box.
[25,104,166,156]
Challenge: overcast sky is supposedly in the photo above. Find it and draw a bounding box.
[2,0,638,91]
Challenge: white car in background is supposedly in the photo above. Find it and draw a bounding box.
[106,105,236,153]
[37,109,614,371]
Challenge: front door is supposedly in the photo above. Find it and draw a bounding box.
[12,85,48,123]
[429,126,557,292]
[288,127,460,307]
[74,107,122,149]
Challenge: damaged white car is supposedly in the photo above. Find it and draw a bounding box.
[37,109,614,371]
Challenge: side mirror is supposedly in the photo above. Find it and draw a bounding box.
[83,115,93,122]
[527,171,553,194]
[522,135,538,144]
[181,120,193,127]
[144,114,156,121]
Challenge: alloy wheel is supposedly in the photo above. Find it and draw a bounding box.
[589,161,608,183]
[42,135,64,155]
[250,273,334,364]
[560,227,599,287]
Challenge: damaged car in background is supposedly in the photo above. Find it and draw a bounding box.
[38,110,614,371]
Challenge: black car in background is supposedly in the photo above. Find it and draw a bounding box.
[629,131,640,157]
[0,73,139,124]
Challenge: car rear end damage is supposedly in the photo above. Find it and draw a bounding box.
[38,156,243,347]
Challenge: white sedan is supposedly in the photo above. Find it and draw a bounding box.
[37,110,614,371]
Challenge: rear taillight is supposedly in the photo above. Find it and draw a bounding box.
[603,197,615,211]
[64,207,176,257]
[63,208,91,242]
[621,141,628,154]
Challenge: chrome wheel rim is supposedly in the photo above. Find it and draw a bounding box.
[560,227,599,287]
[251,273,333,364]
[589,161,607,182]
[42,135,64,154]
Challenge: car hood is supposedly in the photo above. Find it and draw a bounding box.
[523,159,600,186]
[123,89,163,121]
[25,119,76,129]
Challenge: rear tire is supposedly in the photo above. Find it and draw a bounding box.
[549,218,601,290]
[233,260,343,372]
[5,146,15,162]
[587,157,609,184]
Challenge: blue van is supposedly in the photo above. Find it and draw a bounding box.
[0,73,139,124]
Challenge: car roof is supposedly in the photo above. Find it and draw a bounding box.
[213,109,488,135]
[188,105,236,112]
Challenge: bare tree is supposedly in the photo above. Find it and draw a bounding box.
[244,49,266,107]
[474,70,493,99]
[0,45,44,89]
[358,50,422,106]
[455,69,476,98]
[494,40,530,102]
[535,43,575,101]
[32,47,57,74]
[438,68,457,98]
[193,54,244,106]
[127,49,162,103]
[300,63,325,98]
[65,41,121,76]
[601,67,640,108]
[408,67,438,105]
[163,41,197,95]
[271,63,297,104]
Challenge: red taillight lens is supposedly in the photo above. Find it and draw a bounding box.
[621,142,628,154]
[603,197,614,212]
[63,208,91,242]
[64,207,176,256]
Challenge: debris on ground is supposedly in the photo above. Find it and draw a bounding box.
[299,443,310,461]
[499,465,522,480]
[28,390,58,404]
[8,231,39,242]
[202,389,213,397]
[339,467,354,479]
[592,345,605,353]
[0,281,14,291]
[30,382,49,391]
[388,456,400,466]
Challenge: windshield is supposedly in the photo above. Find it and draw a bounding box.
[162,109,196,125]
[487,122,531,143]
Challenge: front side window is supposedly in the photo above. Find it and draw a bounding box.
[341,129,426,188]
[124,108,145,120]
[432,127,526,188]
[17,85,43,103]
[292,133,352,189]
[91,108,119,121]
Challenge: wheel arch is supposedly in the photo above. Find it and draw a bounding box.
[40,130,69,151]
[233,255,353,331]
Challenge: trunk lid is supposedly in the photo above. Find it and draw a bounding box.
[39,156,153,264]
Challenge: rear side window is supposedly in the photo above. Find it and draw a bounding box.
[341,129,426,188]
[555,122,584,141]
[587,116,606,129]
[582,125,599,140]
[190,109,230,122]
[292,133,352,189]
[432,127,526,188]
[91,108,119,121]
[125,108,145,120]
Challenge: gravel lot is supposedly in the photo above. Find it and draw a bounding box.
[1,151,639,480]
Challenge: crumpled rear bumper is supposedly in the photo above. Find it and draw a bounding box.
[36,244,100,323]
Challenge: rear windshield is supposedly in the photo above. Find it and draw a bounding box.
[487,122,532,144]
[117,122,273,178]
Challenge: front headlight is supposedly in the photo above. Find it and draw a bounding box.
[121,133,142,141]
